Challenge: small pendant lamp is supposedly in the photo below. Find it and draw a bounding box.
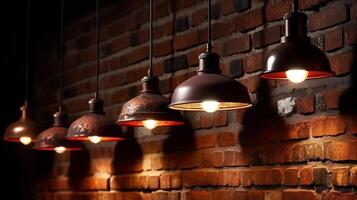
[117,0,184,130]
[33,0,82,153]
[169,0,252,113]
[4,0,41,145]
[66,0,124,144]
[260,0,334,83]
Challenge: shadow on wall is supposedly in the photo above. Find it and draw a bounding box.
[113,128,143,174]
[339,48,357,116]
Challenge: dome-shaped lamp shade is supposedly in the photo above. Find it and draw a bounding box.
[4,104,41,145]
[33,112,82,152]
[66,98,124,143]
[169,73,252,112]
[261,12,334,82]
[261,41,334,80]
[117,76,184,129]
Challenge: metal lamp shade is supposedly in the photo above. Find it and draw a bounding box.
[4,104,41,143]
[66,98,124,142]
[261,41,334,80]
[169,73,252,111]
[33,112,82,151]
[117,76,184,127]
[261,12,334,80]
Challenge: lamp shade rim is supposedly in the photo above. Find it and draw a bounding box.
[169,101,253,111]
[261,70,335,80]
[66,136,125,142]
[118,119,184,127]
[32,147,82,151]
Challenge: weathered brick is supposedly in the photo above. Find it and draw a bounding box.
[223,35,251,56]
[311,115,346,137]
[329,51,354,75]
[345,24,357,46]
[217,132,236,147]
[252,169,283,186]
[284,168,299,186]
[296,94,315,114]
[332,167,350,186]
[252,26,281,49]
[299,167,314,185]
[325,140,357,161]
[322,191,357,200]
[324,29,343,51]
[308,4,348,31]
[322,88,345,109]
[244,52,265,73]
[282,190,318,200]
[265,0,291,22]
[235,8,264,32]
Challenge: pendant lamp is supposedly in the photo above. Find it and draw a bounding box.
[169,0,252,113]
[33,0,82,153]
[117,0,184,130]
[260,0,334,83]
[4,0,41,145]
[66,0,124,144]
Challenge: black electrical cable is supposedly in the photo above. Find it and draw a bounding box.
[25,0,30,104]
[207,0,213,52]
[292,0,298,12]
[95,0,100,98]
[59,0,64,111]
[148,0,153,77]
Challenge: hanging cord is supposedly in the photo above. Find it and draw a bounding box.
[59,0,64,112]
[24,0,30,104]
[206,0,212,52]
[95,0,100,98]
[147,0,153,77]
[292,0,298,12]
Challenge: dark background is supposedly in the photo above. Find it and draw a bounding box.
[0,0,116,199]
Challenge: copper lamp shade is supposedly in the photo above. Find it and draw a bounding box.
[117,76,184,127]
[33,111,82,151]
[169,52,252,111]
[4,103,41,144]
[261,7,334,80]
[66,98,124,142]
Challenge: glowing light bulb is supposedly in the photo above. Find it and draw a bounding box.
[143,119,158,130]
[201,100,220,113]
[54,146,66,154]
[20,136,32,145]
[88,136,101,144]
[286,69,308,83]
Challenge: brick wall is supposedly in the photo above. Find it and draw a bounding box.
[34,0,357,200]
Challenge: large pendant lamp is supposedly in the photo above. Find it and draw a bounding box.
[4,0,41,145]
[33,0,82,153]
[260,0,334,83]
[117,0,184,130]
[66,0,124,144]
[169,0,252,113]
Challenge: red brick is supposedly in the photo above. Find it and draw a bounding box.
[183,190,210,200]
[241,170,253,187]
[217,170,240,186]
[232,191,249,200]
[281,121,310,141]
[248,191,264,200]
[252,169,283,186]
[240,75,260,93]
[322,87,345,109]
[201,113,214,129]
[282,190,318,200]
[187,46,206,66]
[244,52,265,73]
[154,40,173,57]
[252,25,281,49]
[284,168,299,186]
[173,31,198,51]
[191,8,206,27]
[350,167,357,185]
[160,173,182,190]
[329,51,354,75]
[140,140,163,153]
[120,46,149,67]
[211,19,235,40]
[214,111,228,127]
[322,191,357,200]
[182,171,218,187]
[265,0,291,22]
[222,34,251,56]
[224,150,250,166]
[345,25,357,46]
[211,190,232,200]
[324,29,343,51]
[221,0,235,15]
[194,133,216,149]
[217,132,236,147]
[201,151,224,167]
[296,94,315,114]
[324,140,357,161]
[311,115,346,137]
[235,8,264,32]
[299,0,326,10]
[308,4,348,31]
[332,167,350,186]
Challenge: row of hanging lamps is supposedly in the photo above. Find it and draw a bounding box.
[33,0,82,153]
[117,0,184,130]
[261,0,334,83]
[169,0,252,113]
[66,0,125,144]
[4,0,41,145]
